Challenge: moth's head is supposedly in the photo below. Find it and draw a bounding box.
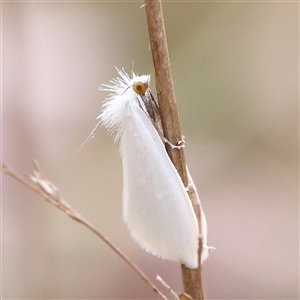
[131,75,151,96]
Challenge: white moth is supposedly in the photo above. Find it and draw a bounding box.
[92,68,212,268]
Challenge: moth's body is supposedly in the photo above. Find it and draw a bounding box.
[97,69,212,268]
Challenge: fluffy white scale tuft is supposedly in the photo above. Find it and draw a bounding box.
[98,69,150,141]
[98,68,200,268]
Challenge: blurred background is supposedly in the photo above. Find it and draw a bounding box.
[2,1,299,299]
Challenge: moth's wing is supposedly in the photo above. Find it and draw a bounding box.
[120,106,199,268]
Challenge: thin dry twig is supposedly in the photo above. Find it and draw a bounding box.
[156,275,180,300]
[178,292,195,300]
[1,161,168,300]
[144,1,205,300]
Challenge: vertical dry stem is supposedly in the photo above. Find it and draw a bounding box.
[144,1,205,300]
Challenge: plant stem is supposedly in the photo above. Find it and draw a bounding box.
[1,162,168,300]
[144,1,205,300]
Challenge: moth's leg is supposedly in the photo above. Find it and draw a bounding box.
[163,135,185,150]
[185,183,193,192]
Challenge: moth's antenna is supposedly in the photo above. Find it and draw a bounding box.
[131,61,135,77]
[77,119,102,152]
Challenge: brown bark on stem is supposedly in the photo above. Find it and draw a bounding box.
[144,1,205,300]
